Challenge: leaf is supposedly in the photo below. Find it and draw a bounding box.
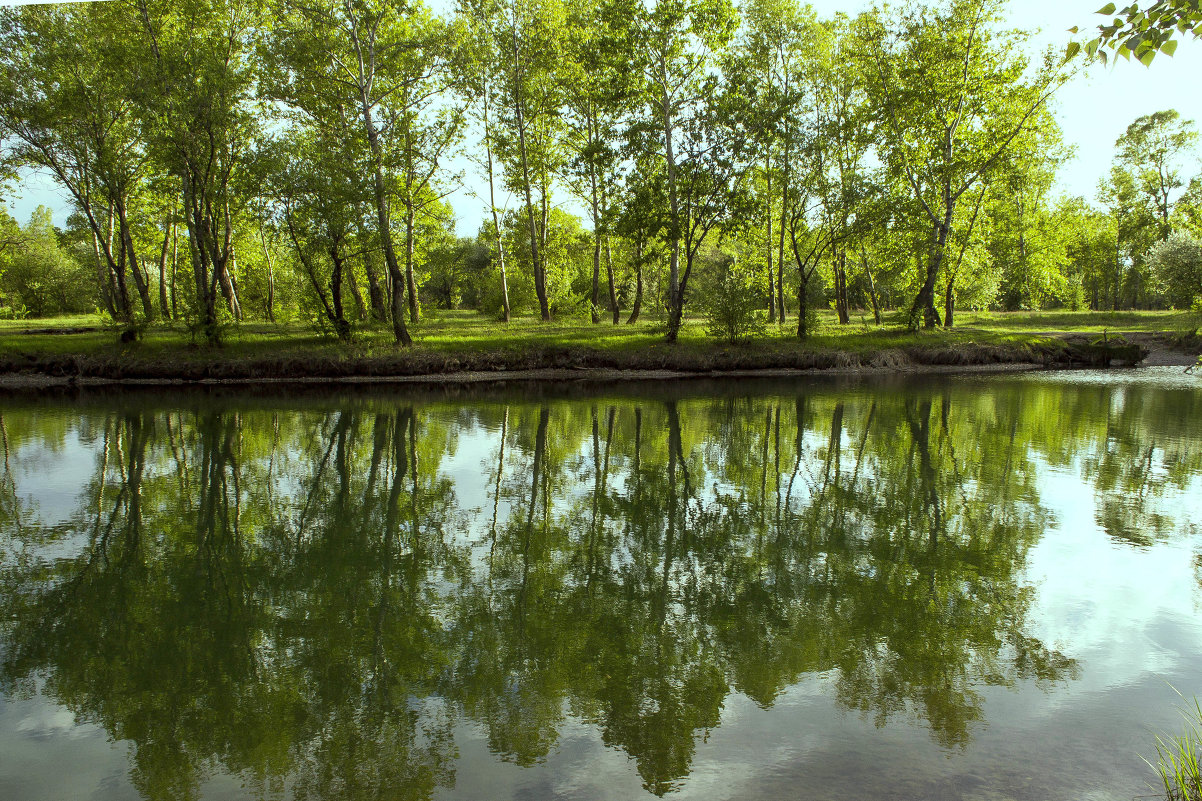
[1065,41,1082,61]
[1096,3,1117,15]
[1162,38,1178,56]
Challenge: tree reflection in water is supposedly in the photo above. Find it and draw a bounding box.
[2,377,1198,799]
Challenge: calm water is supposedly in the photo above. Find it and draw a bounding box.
[1,370,1200,801]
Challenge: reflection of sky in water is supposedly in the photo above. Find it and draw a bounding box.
[1,371,1201,801]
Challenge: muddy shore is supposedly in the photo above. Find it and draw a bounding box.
[1,332,1194,391]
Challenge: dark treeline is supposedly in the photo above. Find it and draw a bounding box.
[2,380,1199,798]
[0,0,1199,341]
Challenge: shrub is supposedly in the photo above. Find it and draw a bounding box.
[703,259,766,344]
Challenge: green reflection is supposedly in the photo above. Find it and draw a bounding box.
[1,377,1198,799]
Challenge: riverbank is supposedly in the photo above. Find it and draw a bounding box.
[0,310,1197,389]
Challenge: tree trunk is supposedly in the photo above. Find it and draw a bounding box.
[909,214,951,329]
[659,65,683,343]
[862,247,881,325]
[834,251,850,324]
[627,240,644,324]
[511,18,549,322]
[404,200,419,324]
[361,248,387,322]
[257,223,276,323]
[157,217,172,320]
[359,91,412,345]
[117,200,155,321]
[170,221,178,320]
[796,272,809,339]
[605,237,619,325]
[590,170,602,324]
[91,229,118,317]
[329,243,350,340]
[347,260,367,320]
[766,154,776,323]
[218,249,242,321]
[944,276,956,328]
[483,88,511,322]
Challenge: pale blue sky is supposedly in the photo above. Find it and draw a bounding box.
[2,0,1199,234]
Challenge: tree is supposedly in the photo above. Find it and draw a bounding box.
[458,0,514,321]
[629,0,742,342]
[492,0,570,322]
[0,207,94,316]
[1149,232,1202,307]
[263,0,432,345]
[1114,109,1198,241]
[130,0,263,341]
[1099,165,1160,307]
[859,0,1068,329]
[0,3,157,325]
[987,112,1071,312]
[731,0,820,326]
[562,0,632,325]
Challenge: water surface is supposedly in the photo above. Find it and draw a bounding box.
[1,369,1200,800]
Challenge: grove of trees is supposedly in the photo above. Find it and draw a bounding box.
[0,0,1200,343]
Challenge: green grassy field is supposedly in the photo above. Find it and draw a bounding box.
[0,308,1196,379]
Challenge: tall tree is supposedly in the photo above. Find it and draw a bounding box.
[859,0,1068,328]
[1113,109,1198,242]
[631,0,741,342]
[264,0,434,345]
[492,0,569,321]
[0,3,157,325]
[130,0,262,341]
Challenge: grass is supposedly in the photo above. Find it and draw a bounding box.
[0,307,1196,380]
[1145,694,1202,801]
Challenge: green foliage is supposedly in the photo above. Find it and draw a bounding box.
[702,256,766,343]
[0,207,93,317]
[1150,232,1202,308]
[1073,1,1202,66]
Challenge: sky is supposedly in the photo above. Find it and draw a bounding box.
[2,0,1200,236]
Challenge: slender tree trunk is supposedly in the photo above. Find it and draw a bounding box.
[834,251,850,324]
[910,210,952,329]
[257,222,275,323]
[92,229,118,317]
[329,243,350,340]
[360,247,387,322]
[766,153,776,323]
[590,159,602,324]
[865,260,884,327]
[117,200,155,321]
[359,92,412,345]
[483,87,511,322]
[217,247,242,321]
[627,240,644,324]
[777,134,790,324]
[404,200,419,324]
[169,221,178,321]
[347,260,367,320]
[797,272,810,339]
[109,205,134,323]
[605,237,619,325]
[157,218,172,320]
[659,62,683,343]
[511,17,549,322]
[944,276,956,328]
